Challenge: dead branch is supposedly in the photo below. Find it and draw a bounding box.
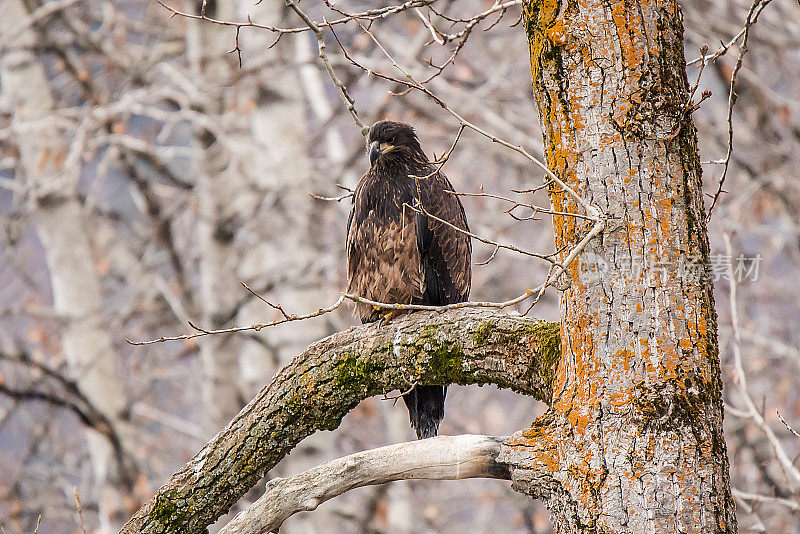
[218,435,510,534]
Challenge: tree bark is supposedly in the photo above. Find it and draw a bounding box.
[120,309,559,533]
[497,0,736,531]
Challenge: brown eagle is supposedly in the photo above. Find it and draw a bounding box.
[346,120,471,439]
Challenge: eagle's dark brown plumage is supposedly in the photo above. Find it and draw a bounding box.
[346,120,471,439]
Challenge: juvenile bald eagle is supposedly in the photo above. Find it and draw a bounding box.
[346,120,471,439]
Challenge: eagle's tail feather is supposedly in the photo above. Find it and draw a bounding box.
[403,385,446,439]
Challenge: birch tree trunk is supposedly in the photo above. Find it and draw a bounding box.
[0,0,132,529]
[235,7,340,532]
[498,0,737,531]
[187,0,245,432]
[236,9,331,392]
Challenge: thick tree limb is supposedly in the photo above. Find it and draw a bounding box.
[121,308,560,533]
[219,434,510,534]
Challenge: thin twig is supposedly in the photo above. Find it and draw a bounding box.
[284,0,369,134]
[155,0,433,37]
[404,201,560,265]
[241,282,290,319]
[129,215,603,345]
[724,233,800,487]
[310,191,353,202]
[126,295,347,345]
[341,18,601,220]
[74,487,87,534]
[422,0,522,83]
[452,189,595,221]
[707,0,773,218]
[777,410,800,438]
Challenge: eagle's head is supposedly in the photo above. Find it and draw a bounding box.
[367,120,426,167]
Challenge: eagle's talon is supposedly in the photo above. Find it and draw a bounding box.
[382,310,400,322]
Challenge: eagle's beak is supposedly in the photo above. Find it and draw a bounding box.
[369,140,380,165]
[369,141,396,165]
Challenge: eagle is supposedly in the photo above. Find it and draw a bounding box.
[346,120,471,439]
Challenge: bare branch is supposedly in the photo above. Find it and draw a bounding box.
[404,200,560,265]
[451,189,596,221]
[706,0,774,218]
[339,18,601,220]
[777,411,800,438]
[284,0,369,135]
[126,294,347,345]
[128,211,601,346]
[732,488,800,512]
[0,0,81,49]
[724,234,800,489]
[219,435,510,534]
[154,0,434,37]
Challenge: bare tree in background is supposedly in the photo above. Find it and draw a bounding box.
[0,0,136,528]
[2,0,800,533]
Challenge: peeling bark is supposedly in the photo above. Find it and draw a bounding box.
[120,309,558,533]
[498,0,736,531]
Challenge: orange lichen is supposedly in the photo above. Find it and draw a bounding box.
[517,0,731,528]
[546,18,568,46]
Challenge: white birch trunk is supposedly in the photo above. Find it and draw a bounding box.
[233,7,344,532]
[186,0,244,433]
[0,0,130,530]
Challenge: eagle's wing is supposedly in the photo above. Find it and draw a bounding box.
[415,170,471,306]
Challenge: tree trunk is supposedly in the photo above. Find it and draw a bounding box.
[498,0,736,531]
[187,0,245,432]
[0,0,134,529]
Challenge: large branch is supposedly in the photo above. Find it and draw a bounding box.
[219,434,510,534]
[122,308,560,533]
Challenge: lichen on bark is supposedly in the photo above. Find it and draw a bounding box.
[502,0,737,531]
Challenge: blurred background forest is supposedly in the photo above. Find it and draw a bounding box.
[0,0,799,532]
